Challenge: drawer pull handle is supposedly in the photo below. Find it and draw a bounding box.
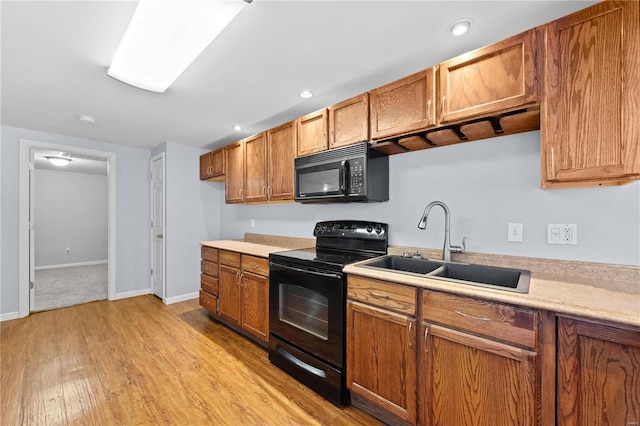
[455,310,490,322]
[250,263,259,268]
[368,290,390,299]
[408,322,414,347]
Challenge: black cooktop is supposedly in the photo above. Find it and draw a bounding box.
[269,220,388,272]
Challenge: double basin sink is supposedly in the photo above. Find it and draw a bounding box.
[357,255,530,293]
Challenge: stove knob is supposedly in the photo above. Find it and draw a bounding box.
[321,224,327,232]
[366,225,373,233]
[375,225,383,234]
[314,224,321,233]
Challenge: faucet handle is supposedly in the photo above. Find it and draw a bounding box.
[450,237,466,254]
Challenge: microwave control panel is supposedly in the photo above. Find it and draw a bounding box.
[348,158,365,195]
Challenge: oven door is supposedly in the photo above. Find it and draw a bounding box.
[269,261,344,367]
[295,159,348,201]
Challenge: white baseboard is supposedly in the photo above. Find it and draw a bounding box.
[35,260,108,271]
[111,288,150,300]
[164,292,199,305]
[0,311,20,322]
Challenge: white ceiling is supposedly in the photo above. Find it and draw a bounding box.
[1,1,596,152]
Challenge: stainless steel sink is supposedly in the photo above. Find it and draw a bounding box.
[357,255,530,293]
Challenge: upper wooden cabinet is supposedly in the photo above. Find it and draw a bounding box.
[439,28,542,124]
[329,93,369,149]
[267,120,296,201]
[541,1,640,188]
[369,68,436,140]
[199,148,225,181]
[244,132,268,203]
[297,108,328,157]
[224,141,244,204]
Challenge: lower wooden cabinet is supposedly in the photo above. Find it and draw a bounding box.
[421,323,538,426]
[347,300,417,425]
[202,248,269,345]
[557,316,640,426]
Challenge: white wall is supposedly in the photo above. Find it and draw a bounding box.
[1,125,150,316]
[220,131,640,267]
[152,142,222,302]
[34,169,108,267]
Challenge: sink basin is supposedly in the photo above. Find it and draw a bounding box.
[360,256,444,275]
[356,255,530,293]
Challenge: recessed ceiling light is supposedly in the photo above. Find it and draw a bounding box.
[44,156,72,167]
[232,124,242,131]
[78,115,96,124]
[448,18,473,36]
[299,90,313,99]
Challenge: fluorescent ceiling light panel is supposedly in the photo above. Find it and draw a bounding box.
[108,0,247,93]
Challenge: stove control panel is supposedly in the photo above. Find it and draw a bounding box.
[314,220,388,240]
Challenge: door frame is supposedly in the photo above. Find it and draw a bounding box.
[150,153,166,301]
[18,139,116,317]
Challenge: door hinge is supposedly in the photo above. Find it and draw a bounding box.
[151,268,154,276]
[29,281,34,289]
[29,162,35,171]
[150,220,154,228]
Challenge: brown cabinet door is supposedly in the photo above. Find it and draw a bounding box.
[439,28,541,124]
[297,108,328,157]
[421,323,538,426]
[244,132,268,202]
[329,93,369,149]
[267,120,296,201]
[218,264,241,326]
[199,152,211,180]
[557,317,640,426]
[347,300,417,425]
[241,271,269,342]
[542,1,640,188]
[209,148,225,177]
[224,141,244,203]
[369,68,436,140]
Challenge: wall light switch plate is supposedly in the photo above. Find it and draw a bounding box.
[507,223,524,242]
[547,224,577,245]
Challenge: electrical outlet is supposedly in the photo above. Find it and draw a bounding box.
[250,219,255,228]
[507,223,524,242]
[547,224,577,245]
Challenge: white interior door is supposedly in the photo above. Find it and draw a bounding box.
[151,155,165,299]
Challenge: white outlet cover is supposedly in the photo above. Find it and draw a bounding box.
[547,224,577,245]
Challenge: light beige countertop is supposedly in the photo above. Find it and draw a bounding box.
[201,240,290,258]
[344,261,640,328]
[201,235,639,328]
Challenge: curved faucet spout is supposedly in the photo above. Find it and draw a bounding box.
[417,201,465,262]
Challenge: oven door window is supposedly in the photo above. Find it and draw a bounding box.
[279,284,328,340]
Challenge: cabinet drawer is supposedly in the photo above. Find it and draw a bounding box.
[201,274,219,296]
[422,290,537,348]
[219,250,241,268]
[201,260,218,278]
[241,255,269,276]
[347,275,417,316]
[201,260,218,277]
[201,246,218,263]
[199,290,217,315]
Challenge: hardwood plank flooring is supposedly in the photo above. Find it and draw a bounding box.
[1,295,383,425]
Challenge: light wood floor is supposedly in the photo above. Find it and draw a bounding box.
[1,295,383,425]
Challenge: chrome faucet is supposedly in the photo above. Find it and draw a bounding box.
[417,201,466,262]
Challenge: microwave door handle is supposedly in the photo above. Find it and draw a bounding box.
[340,160,349,194]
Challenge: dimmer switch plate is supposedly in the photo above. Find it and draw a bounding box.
[547,224,577,245]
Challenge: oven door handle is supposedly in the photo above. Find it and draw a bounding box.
[270,262,342,280]
[276,347,327,378]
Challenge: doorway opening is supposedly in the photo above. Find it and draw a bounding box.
[18,140,116,317]
[31,149,109,311]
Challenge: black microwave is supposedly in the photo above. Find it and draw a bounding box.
[294,142,389,203]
